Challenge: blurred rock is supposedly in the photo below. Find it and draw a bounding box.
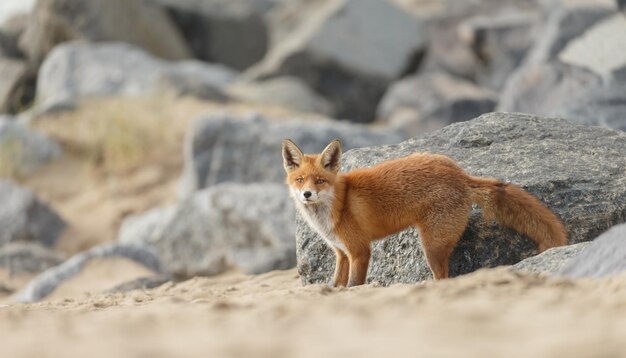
[0,14,28,58]
[118,183,296,278]
[377,72,497,136]
[499,13,626,130]
[511,242,591,275]
[0,242,65,274]
[421,0,539,88]
[458,11,540,90]
[14,243,163,302]
[179,113,403,197]
[525,0,615,65]
[0,116,61,176]
[296,113,626,285]
[36,42,236,114]
[560,223,626,278]
[559,14,626,79]
[247,0,426,122]
[18,0,191,66]
[227,77,335,116]
[264,0,331,46]
[498,62,601,119]
[151,0,269,70]
[0,59,36,114]
[0,180,66,247]
[0,0,35,27]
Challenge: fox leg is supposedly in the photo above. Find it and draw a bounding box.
[347,246,371,287]
[331,248,350,287]
[418,214,469,280]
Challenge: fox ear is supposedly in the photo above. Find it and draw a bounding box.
[282,139,304,172]
[320,139,342,172]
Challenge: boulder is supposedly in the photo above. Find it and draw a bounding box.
[377,72,497,136]
[35,42,236,114]
[0,116,61,176]
[0,180,66,247]
[558,14,626,79]
[150,0,269,70]
[561,223,626,278]
[0,242,65,274]
[14,243,163,302]
[227,77,335,116]
[457,11,540,90]
[0,59,36,114]
[524,0,615,65]
[118,183,296,278]
[511,241,591,275]
[420,0,539,88]
[296,113,626,285]
[498,61,601,119]
[18,0,191,66]
[246,0,426,122]
[499,14,626,131]
[179,113,403,197]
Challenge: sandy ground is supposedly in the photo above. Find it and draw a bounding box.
[2,267,626,358]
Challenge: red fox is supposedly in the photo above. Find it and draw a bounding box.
[282,139,567,287]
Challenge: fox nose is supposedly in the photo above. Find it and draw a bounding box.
[303,191,312,199]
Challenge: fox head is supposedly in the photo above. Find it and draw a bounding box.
[282,139,342,205]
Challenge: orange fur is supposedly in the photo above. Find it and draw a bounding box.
[282,139,567,287]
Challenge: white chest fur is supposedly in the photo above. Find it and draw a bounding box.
[295,200,347,253]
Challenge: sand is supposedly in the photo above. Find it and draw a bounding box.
[1,267,626,358]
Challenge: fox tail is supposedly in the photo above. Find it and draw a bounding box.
[467,176,567,251]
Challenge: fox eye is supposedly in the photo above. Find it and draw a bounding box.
[296,177,304,183]
[316,178,325,184]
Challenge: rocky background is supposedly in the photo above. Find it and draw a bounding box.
[0,0,624,301]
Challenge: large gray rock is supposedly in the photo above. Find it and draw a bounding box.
[246,0,426,122]
[0,180,66,247]
[14,243,163,302]
[36,42,236,114]
[151,0,269,70]
[524,0,615,65]
[377,72,497,136]
[18,0,191,66]
[227,77,335,116]
[0,116,61,176]
[0,242,65,274]
[420,0,539,88]
[296,113,626,285]
[498,61,601,119]
[511,241,591,275]
[118,183,296,278]
[179,113,403,197]
[561,223,626,278]
[559,14,626,79]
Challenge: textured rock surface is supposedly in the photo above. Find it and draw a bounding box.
[0,116,61,176]
[179,113,403,197]
[296,113,626,285]
[247,0,426,122]
[561,223,626,278]
[36,42,236,113]
[119,183,296,278]
[14,243,163,302]
[0,180,66,247]
[0,242,65,274]
[377,72,496,136]
[152,0,269,70]
[18,0,191,65]
[511,242,591,275]
[227,77,335,116]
